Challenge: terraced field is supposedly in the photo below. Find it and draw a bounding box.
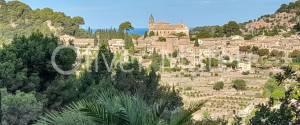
[160,69,272,121]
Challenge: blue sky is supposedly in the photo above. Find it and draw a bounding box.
[20,0,294,28]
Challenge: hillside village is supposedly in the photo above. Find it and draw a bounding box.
[57,14,300,122]
[1,0,300,124]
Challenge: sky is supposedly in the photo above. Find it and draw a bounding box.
[20,0,294,29]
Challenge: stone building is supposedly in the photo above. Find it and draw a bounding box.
[148,15,189,37]
[60,34,96,48]
[108,39,125,53]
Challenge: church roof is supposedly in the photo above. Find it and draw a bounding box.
[149,22,189,30]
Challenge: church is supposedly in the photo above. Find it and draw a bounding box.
[148,15,189,37]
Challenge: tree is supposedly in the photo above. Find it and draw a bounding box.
[274,66,295,85]
[180,58,190,65]
[150,52,162,71]
[239,46,251,53]
[172,50,178,58]
[158,37,166,42]
[263,79,285,100]
[149,31,155,37]
[223,21,241,37]
[119,21,134,33]
[251,46,259,54]
[270,49,284,58]
[293,23,300,32]
[258,48,269,57]
[250,104,294,125]
[194,40,200,47]
[232,79,246,91]
[125,36,135,54]
[173,32,187,38]
[289,50,300,58]
[223,56,230,61]
[250,66,299,124]
[45,76,82,109]
[114,60,149,97]
[163,56,170,67]
[144,31,148,38]
[90,43,114,84]
[213,81,224,91]
[0,32,76,93]
[231,60,239,69]
[1,89,43,125]
[72,16,85,25]
[202,58,219,71]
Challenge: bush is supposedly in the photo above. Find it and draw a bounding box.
[213,81,224,91]
[185,87,192,91]
[242,71,250,75]
[258,48,269,56]
[1,89,43,125]
[289,50,300,58]
[232,79,247,90]
[158,37,166,42]
[263,79,285,100]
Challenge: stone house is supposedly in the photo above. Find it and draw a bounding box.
[60,34,96,48]
[108,39,125,53]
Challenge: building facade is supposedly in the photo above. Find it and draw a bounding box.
[148,15,189,37]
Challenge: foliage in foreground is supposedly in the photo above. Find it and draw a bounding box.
[35,89,205,125]
[249,66,300,125]
[1,88,43,125]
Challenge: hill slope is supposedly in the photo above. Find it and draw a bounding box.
[192,0,300,39]
[0,0,90,44]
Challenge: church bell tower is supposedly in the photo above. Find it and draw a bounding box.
[149,14,154,25]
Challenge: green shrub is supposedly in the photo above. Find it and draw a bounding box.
[213,81,224,91]
[232,79,247,90]
[242,71,250,75]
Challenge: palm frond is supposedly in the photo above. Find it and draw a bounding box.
[169,101,206,125]
[34,102,96,125]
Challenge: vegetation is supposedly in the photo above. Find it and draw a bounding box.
[1,89,43,125]
[263,79,285,100]
[150,52,163,71]
[0,0,91,42]
[0,32,76,95]
[0,31,186,124]
[36,89,205,125]
[158,37,166,42]
[224,60,239,70]
[250,66,300,125]
[95,28,135,54]
[180,57,190,65]
[277,0,300,13]
[232,79,247,91]
[194,117,227,125]
[289,50,300,58]
[223,21,241,37]
[213,81,224,91]
[172,50,179,58]
[149,31,155,37]
[2,1,300,124]
[270,49,285,58]
[172,32,187,38]
[239,46,251,53]
[258,48,270,57]
[119,21,134,32]
[194,39,200,47]
[191,21,241,39]
[202,58,219,71]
